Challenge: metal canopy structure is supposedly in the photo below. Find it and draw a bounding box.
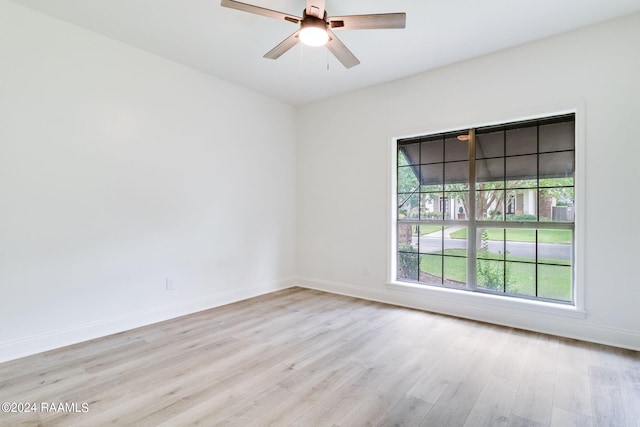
[398,115,575,185]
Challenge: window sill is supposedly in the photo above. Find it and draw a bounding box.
[386,281,587,320]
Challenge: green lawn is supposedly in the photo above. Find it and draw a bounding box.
[477,249,571,266]
[450,228,571,244]
[419,249,571,301]
[419,225,450,236]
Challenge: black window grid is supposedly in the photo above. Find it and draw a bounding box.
[396,224,468,288]
[396,114,575,303]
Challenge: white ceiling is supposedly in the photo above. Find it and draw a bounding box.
[9,0,640,105]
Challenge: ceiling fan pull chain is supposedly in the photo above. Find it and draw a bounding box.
[326,48,330,71]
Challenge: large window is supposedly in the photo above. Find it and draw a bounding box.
[396,114,575,303]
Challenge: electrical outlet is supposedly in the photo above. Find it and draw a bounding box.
[165,278,175,291]
[363,266,370,276]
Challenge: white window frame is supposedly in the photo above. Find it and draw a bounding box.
[387,106,586,319]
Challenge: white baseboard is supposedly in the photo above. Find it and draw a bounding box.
[0,278,295,364]
[2,276,636,364]
[295,277,640,352]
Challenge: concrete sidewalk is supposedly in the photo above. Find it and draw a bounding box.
[423,226,465,239]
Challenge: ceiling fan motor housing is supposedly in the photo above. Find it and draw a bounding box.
[301,11,327,29]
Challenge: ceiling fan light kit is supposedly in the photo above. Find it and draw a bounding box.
[220,0,406,68]
[299,14,329,46]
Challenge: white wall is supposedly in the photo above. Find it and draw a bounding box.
[2,2,638,363]
[0,0,297,362]
[297,13,640,350]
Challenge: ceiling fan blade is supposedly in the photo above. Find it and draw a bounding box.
[264,31,301,60]
[221,0,301,24]
[305,0,326,19]
[326,30,360,69]
[329,13,406,30]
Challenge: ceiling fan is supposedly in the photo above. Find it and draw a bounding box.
[220,0,406,68]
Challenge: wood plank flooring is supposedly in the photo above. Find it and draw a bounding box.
[0,287,638,426]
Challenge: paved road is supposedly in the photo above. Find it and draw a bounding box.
[415,236,571,260]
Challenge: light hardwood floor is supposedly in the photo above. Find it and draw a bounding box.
[0,287,638,426]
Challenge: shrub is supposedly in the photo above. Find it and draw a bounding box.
[505,214,537,221]
[477,230,511,290]
[398,252,418,281]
